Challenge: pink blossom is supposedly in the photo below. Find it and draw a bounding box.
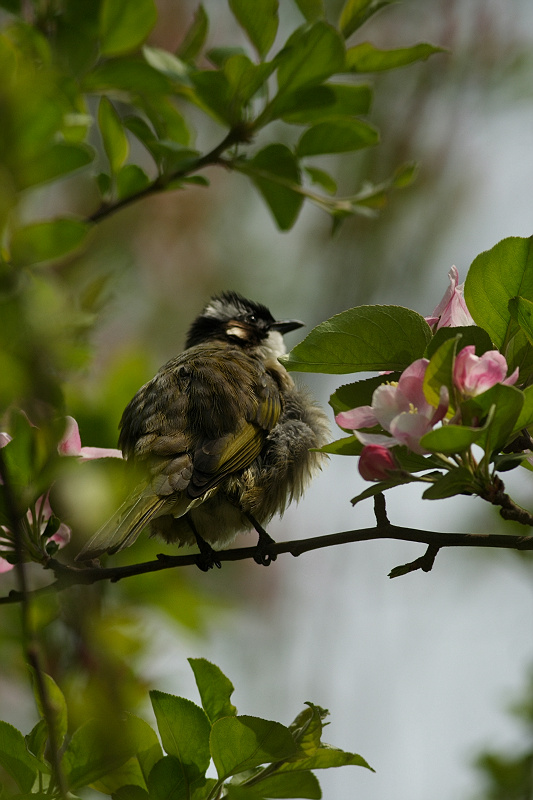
[359,445,398,481]
[0,417,122,572]
[58,416,122,460]
[336,359,448,455]
[426,266,475,329]
[453,346,519,398]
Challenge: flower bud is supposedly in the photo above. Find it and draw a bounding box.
[359,445,397,481]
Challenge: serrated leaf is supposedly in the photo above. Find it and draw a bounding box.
[423,334,458,412]
[420,422,487,455]
[289,703,327,752]
[422,467,478,500]
[189,69,240,125]
[0,721,40,792]
[10,219,90,266]
[99,0,157,57]
[210,716,297,779]
[282,305,432,374]
[464,237,533,349]
[63,719,142,791]
[351,472,430,505]
[229,0,279,58]
[329,375,395,414]
[462,384,525,456]
[509,295,533,347]
[279,744,373,772]
[346,41,446,72]
[188,658,237,723]
[280,83,372,124]
[255,770,322,798]
[91,715,163,794]
[150,691,210,780]
[98,97,129,173]
[339,0,393,39]
[424,325,494,359]
[224,55,276,106]
[247,144,303,230]
[318,435,363,455]
[276,21,346,94]
[513,385,533,434]
[146,755,192,800]
[297,117,378,157]
[177,4,209,62]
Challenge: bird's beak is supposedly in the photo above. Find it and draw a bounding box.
[270,319,305,335]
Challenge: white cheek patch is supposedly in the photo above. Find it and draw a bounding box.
[226,325,248,339]
[264,330,286,359]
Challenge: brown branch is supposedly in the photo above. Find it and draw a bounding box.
[88,127,248,224]
[0,523,532,604]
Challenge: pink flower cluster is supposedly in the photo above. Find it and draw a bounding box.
[0,417,121,572]
[337,347,518,482]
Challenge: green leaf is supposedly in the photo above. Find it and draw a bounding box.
[509,295,533,346]
[114,787,150,800]
[318,435,362,455]
[346,41,446,72]
[424,325,494,359]
[143,46,190,80]
[19,143,94,189]
[210,716,297,779]
[150,691,211,780]
[83,59,172,95]
[513,385,533,433]
[224,55,276,107]
[297,117,378,157]
[146,755,192,800]
[463,384,525,456]
[63,719,142,791]
[305,166,337,194]
[91,715,163,794]
[280,83,372,125]
[329,375,394,414]
[289,703,327,752]
[282,305,432,373]
[0,721,39,792]
[351,472,439,505]
[10,219,90,266]
[188,658,237,723]
[339,0,394,39]
[423,334,458,412]
[229,0,279,58]
[279,744,373,772]
[464,236,533,349]
[255,770,321,798]
[420,423,487,455]
[98,97,129,173]
[99,0,157,57]
[30,670,67,750]
[247,144,303,231]
[189,69,241,125]
[293,0,325,22]
[116,164,151,200]
[276,21,346,94]
[25,720,49,763]
[177,4,209,61]
[422,467,478,500]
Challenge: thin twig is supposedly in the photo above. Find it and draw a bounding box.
[0,523,532,605]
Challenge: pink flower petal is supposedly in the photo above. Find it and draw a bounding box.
[0,433,12,448]
[389,412,433,454]
[0,557,13,573]
[354,431,398,448]
[58,416,82,456]
[372,383,410,428]
[79,446,123,460]
[336,406,378,430]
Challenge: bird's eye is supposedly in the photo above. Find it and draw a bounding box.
[246,313,257,324]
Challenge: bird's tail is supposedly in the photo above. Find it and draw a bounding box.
[75,486,168,561]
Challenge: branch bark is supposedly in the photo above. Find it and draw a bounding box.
[1,522,532,605]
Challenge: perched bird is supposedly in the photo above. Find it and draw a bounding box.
[76,292,329,569]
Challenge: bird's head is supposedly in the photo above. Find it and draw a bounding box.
[185,292,304,359]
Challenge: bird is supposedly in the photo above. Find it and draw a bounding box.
[76,292,330,569]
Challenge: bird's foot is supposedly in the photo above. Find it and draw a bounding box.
[195,537,222,572]
[246,514,277,567]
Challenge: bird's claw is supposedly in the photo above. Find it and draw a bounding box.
[253,532,277,567]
